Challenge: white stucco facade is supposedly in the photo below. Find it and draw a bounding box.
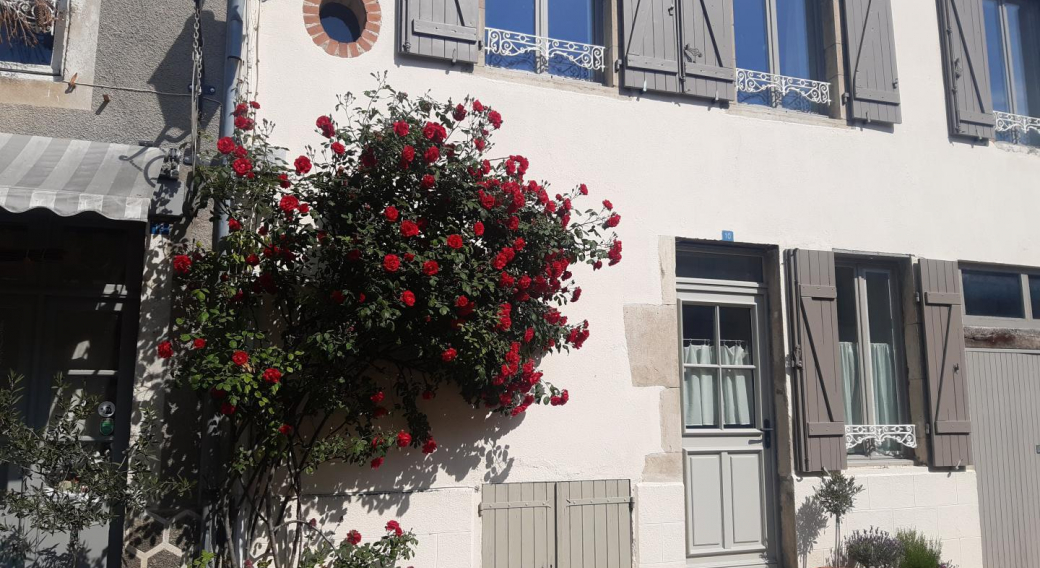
[241,0,1038,566]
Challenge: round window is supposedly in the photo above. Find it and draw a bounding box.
[305,0,380,58]
[319,0,364,43]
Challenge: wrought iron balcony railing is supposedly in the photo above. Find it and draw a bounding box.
[736,68,832,109]
[0,0,58,34]
[484,27,606,75]
[845,424,917,450]
[994,110,1040,136]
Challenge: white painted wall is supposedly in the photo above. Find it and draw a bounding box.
[249,0,1039,566]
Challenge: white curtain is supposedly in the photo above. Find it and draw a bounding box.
[871,343,900,425]
[683,342,753,426]
[839,342,864,425]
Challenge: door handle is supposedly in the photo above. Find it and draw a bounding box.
[762,419,773,449]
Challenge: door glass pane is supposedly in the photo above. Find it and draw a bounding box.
[962,270,1025,318]
[719,307,753,365]
[486,0,537,73]
[682,305,716,364]
[548,0,602,81]
[1030,275,1040,318]
[676,250,764,282]
[684,368,719,427]
[864,271,902,426]
[722,369,754,427]
[835,266,864,426]
[775,0,826,113]
[53,307,122,371]
[734,0,771,106]
[56,226,128,287]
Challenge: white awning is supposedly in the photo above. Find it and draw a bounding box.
[0,133,186,221]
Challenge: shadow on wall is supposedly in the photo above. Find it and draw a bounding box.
[796,495,828,568]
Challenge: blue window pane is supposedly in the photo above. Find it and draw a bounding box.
[983,0,1011,113]
[1006,0,1040,118]
[776,0,822,81]
[486,0,537,73]
[734,0,771,106]
[0,32,53,66]
[320,3,362,43]
[548,0,601,81]
[962,270,1025,318]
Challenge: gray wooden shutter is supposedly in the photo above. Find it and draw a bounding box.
[918,259,973,468]
[621,0,681,94]
[399,0,479,64]
[841,0,902,123]
[936,0,995,139]
[556,480,633,568]
[480,482,556,568]
[678,0,736,101]
[787,250,847,473]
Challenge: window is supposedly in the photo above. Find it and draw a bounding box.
[0,0,61,74]
[484,0,605,82]
[984,0,1040,145]
[733,0,829,113]
[835,263,911,458]
[961,265,1040,322]
[675,249,764,282]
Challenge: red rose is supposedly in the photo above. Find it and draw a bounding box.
[246,253,259,266]
[474,138,486,152]
[157,340,174,359]
[331,141,346,155]
[316,115,335,137]
[422,437,438,454]
[401,290,416,306]
[331,290,345,304]
[514,237,525,250]
[294,155,312,175]
[232,157,252,177]
[346,530,362,545]
[393,120,410,137]
[403,252,415,262]
[217,137,236,154]
[602,199,613,210]
[606,213,621,228]
[371,457,384,469]
[263,368,282,384]
[579,183,589,195]
[452,103,467,121]
[400,220,419,237]
[384,206,399,222]
[422,260,439,276]
[421,174,435,189]
[232,350,249,367]
[361,148,377,168]
[488,110,503,129]
[371,391,385,403]
[278,174,291,189]
[441,348,457,362]
[249,100,260,109]
[396,431,412,448]
[401,145,415,163]
[572,287,583,302]
[446,234,463,249]
[172,254,192,275]
[423,146,440,164]
[193,338,207,350]
[228,218,242,232]
[524,327,535,343]
[473,221,485,236]
[234,115,254,130]
[299,203,310,215]
[220,402,236,415]
[233,102,248,116]
[386,519,403,536]
[383,254,401,272]
[234,145,248,158]
[279,195,299,213]
[455,295,469,308]
[473,100,485,112]
[422,121,447,144]
[279,424,293,435]
[478,190,495,210]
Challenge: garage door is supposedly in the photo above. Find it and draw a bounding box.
[966,349,1040,568]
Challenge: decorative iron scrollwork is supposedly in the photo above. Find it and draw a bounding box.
[484,27,605,74]
[735,68,832,106]
[0,0,58,34]
[994,110,1040,135]
[845,424,917,449]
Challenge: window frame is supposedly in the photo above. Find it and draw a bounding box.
[960,262,1040,329]
[983,0,1040,144]
[0,0,69,76]
[834,258,913,460]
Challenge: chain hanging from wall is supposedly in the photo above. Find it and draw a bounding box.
[189,0,204,172]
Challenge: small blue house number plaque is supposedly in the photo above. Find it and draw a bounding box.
[722,230,734,242]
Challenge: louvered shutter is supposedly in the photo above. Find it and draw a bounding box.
[841,0,902,123]
[621,0,681,94]
[556,480,633,568]
[399,0,479,64]
[480,482,556,568]
[918,259,973,468]
[787,250,847,473]
[678,0,736,101]
[936,0,995,139]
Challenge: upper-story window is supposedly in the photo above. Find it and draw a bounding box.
[962,265,1040,324]
[484,0,605,82]
[0,0,62,75]
[733,0,829,114]
[983,0,1040,145]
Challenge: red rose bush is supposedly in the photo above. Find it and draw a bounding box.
[166,76,621,567]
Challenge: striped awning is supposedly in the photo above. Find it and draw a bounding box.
[0,133,186,222]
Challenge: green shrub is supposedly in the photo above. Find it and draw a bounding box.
[897,529,942,568]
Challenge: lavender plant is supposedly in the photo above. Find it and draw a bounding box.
[845,527,904,568]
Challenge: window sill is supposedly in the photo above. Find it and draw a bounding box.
[725,102,849,130]
[993,140,1040,157]
[846,456,918,469]
[472,64,624,100]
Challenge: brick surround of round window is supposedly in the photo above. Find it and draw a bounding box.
[303,0,381,58]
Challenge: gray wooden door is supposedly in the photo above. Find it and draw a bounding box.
[0,211,142,568]
[966,349,1040,568]
[677,285,777,568]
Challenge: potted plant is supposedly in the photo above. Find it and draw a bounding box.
[845,527,903,568]
[813,471,863,567]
